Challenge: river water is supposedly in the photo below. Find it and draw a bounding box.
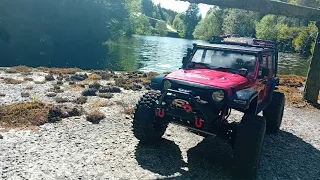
[108,35,310,76]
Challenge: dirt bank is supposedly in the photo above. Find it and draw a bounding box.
[0,67,319,180]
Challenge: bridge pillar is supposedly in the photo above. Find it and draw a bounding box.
[304,22,320,104]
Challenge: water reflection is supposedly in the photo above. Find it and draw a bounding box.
[122,35,310,76]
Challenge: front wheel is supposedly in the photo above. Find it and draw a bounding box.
[233,114,266,179]
[263,92,285,134]
[132,91,168,144]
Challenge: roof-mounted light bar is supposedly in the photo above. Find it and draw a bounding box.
[210,36,276,48]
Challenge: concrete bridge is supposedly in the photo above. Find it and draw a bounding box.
[181,0,320,104]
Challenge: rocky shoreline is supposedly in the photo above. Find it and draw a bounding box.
[0,66,319,180]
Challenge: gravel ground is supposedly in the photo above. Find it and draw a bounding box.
[0,71,319,180]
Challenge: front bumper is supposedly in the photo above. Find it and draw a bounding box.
[156,88,223,132]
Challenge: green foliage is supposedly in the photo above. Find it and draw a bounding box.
[184,3,202,39]
[193,9,223,40]
[173,13,186,38]
[155,21,168,36]
[222,9,258,37]
[292,23,318,56]
[256,15,279,41]
[132,14,153,35]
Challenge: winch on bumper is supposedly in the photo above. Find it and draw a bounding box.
[155,88,224,133]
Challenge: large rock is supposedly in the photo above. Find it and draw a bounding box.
[48,105,84,123]
[70,73,88,81]
[82,88,97,96]
[99,86,121,93]
[86,111,105,124]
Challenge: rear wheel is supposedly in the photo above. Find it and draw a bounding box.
[233,114,266,179]
[263,92,285,134]
[132,91,168,144]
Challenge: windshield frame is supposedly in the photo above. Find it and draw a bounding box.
[188,47,259,73]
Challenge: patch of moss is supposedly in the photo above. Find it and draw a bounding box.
[3,78,24,84]
[5,66,32,73]
[97,93,114,99]
[0,102,52,128]
[38,67,81,74]
[88,73,102,80]
[24,77,34,81]
[91,101,113,108]
[55,97,70,103]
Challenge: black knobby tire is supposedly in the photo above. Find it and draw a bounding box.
[132,91,168,144]
[233,114,266,179]
[263,92,285,134]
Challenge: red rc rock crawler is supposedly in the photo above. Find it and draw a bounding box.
[132,37,285,179]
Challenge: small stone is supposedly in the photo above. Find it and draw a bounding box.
[0,134,3,139]
[0,93,5,97]
[125,115,130,119]
[57,81,63,85]
[82,88,97,96]
[53,85,61,90]
[21,92,30,97]
[46,92,57,97]
[69,81,76,85]
[45,74,55,81]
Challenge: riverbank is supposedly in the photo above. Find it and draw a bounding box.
[0,66,319,179]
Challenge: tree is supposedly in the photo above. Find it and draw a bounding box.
[193,9,223,40]
[133,14,153,35]
[141,0,154,17]
[256,15,278,41]
[155,21,168,36]
[173,13,187,37]
[184,3,201,39]
[222,9,258,37]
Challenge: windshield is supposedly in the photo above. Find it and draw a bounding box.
[191,48,257,72]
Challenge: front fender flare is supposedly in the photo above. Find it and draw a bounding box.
[229,88,259,110]
[150,74,166,91]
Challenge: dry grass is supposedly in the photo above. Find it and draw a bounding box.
[88,73,102,80]
[3,78,24,84]
[278,75,319,109]
[91,101,114,108]
[37,67,81,74]
[5,66,32,73]
[124,107,135,115]
[0,102,52,128]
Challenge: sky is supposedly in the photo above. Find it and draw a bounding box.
[152,0,213,18]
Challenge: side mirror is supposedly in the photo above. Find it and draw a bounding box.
[258,67,269,78]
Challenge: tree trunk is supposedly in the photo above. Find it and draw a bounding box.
[303,22,320,104]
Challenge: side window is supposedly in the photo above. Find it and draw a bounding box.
[262,55,267,68]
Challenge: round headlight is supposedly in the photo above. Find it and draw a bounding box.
[212,90,225,101]
[163,80,172,90]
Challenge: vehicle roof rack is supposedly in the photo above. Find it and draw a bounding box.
[209,36,276,49]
